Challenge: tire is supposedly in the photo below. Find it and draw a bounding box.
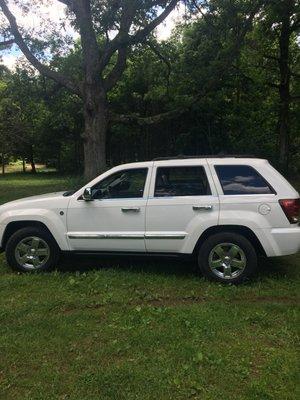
[198,232,257,284]
[5,227,60,272]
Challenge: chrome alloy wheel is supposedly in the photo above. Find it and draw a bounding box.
[208,243,246,280]
[15,236,50,270]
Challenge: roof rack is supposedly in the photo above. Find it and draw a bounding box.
[152,154,256,161]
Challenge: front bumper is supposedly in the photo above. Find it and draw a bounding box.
[0,224,5,252]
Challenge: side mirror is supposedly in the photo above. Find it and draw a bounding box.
[82,187,94,201]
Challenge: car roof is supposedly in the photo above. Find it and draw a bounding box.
[116,157,268,168]
[152,155,257,160]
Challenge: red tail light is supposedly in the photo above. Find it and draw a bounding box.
[279,198,300,224]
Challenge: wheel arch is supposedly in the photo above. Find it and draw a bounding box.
[193,225,267,257]
[2,221,60,250]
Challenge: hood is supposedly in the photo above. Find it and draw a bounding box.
[0,191,67,210]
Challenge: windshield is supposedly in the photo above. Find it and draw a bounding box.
[63,189,78,197]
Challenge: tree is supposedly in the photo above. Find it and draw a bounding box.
[0,65,66,173]
[275,0,299,173]
[0,0,179,179]
[1,1,298,177]
[247,0,299,173]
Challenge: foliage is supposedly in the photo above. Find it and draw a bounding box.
[0,0,299,175]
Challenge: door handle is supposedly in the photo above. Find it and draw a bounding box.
[121,207,141,213]
[193,205,213,211]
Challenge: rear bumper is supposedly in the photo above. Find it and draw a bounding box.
[261,226,300,257]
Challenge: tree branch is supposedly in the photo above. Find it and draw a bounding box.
[100,0,178,85]
[71,0,101,81]
[0,38,14,48]
[131,0,179,44]
[147,41,171,90]
[0,0,82,96]
[191,0,215,28]
[238,1,263,39]
[56,0,72,7]
[109,107,186,126]
[290,71,300,79]
[289,95,300,103]
[101,0,140,89]
[263,53,279,62]
[104,47,127,91]
[100,0,137,72]
[290,18,299,32]
[267,82,280,89]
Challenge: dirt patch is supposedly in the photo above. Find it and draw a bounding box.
[60,295,299,314]
[131,295,299,307]
[235,295,299,305]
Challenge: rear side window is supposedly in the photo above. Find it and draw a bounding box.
[215,165,274,195]
[154,166,211,197]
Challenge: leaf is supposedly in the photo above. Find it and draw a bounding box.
[195,351,204,362]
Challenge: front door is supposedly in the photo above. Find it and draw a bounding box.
[67,167,151,252]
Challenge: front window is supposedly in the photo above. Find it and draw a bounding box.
[91,168,148,199]
[154,166,211,197]
[215,165,275,195]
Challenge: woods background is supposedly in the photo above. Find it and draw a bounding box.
[0,0,299,180]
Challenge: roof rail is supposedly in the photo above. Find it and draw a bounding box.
[152,154,257,161]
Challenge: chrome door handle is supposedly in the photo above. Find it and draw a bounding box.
[121,207,140,213]
[193,205,213,211]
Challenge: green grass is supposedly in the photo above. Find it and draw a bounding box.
[3,161,56,174]
[0,173,83,204]
[0,173,299,400]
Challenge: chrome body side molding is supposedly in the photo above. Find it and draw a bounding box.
[67,232,187,240]
[68,232,144,239]
[145,232,186,239]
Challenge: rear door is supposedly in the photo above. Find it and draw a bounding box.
[145,160,219,254]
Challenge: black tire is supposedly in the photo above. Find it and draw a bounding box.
[6,227,60,272]
[198,232,257,284]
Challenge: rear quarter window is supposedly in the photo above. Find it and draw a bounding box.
[215,165,275,195]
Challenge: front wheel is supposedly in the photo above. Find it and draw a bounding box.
[6,227,60,272]
[198,232,258,284]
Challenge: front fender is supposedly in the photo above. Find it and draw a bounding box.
[0,208,70,251]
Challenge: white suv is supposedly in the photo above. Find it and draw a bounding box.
[0,157,299,283]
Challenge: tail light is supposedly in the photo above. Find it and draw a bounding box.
[279,198,300,224]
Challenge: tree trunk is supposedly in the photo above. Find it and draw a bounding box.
[74,137,81,173]
[83,88,108,181]
[278,1,292,174]
[30,147,37,174]
[1,153,4,175]
[22,157,26,173]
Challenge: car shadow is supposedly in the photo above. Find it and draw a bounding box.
[57,253,295,281]
[255,255,297,280]
[58,253,197,278]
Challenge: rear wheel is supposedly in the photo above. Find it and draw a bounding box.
[198,232,257,284]
[6,227,60,272]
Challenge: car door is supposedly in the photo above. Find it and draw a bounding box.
[67,166,151,252]
[145,160,219,254]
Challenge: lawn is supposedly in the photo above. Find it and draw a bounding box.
[0,173,299,400]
